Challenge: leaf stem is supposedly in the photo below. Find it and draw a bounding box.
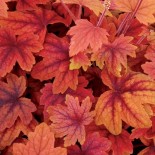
[96,0,111,27]
[122,0,143,34]
[77,4,82,19]
[60,0,77,22]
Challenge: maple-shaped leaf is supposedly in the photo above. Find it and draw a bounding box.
[113,0,155,25]
[56,0,104,16]
[48,95,94,146]
[0,118,37,150]
[40,77,94,120]
[68,132,111,155]
[0,8,66,43]
[70,53,91,71]
[0,1,8,17]
[91,35,137,77]
[0,28,42,77]
[142,46,155,79]
[31,33,79,94]
[16,0,49,11]
[13,123,67,155]
[0,74,36,131]
[67,19,108,57]
[95,69,155,135]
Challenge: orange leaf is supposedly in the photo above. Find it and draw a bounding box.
[70,53,91,71]
[13,123,67,155]
[56,0,104,16]
[0,28,42,77]
[95,69,155,135]
[0,8,66,43]
[91,35,137,77]
[68,19,108,56]
[31,34,79,94]
[0,1,8,17]
[0,74,36,131]
[0,119,37,150]
[113,0,155,25]
[48,95,94,146]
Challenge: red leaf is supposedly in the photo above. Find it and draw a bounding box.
[48,95,94,146]
[13,123,67,155]
[40,76,94,120]
[0,28,42,77]
[91,35,137,77]
[31,33,79,94]
[16,0,49,11]
[0,8,66,43]
[109,130,133,155]
[67,19,108,56]
[68,132,111,155]
[0,73,36,131]
[95,69,155,135]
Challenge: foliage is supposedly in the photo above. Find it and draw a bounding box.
[0,0,155,154]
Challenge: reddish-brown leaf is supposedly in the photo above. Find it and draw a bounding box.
[56,0,104,16]
[91,35,137,77]
[31,33,79,94]
[67,19,108,56]
[16,0,49,11]
[0,8,66,43]
[95,69,155,135]
[40,77,94,120]
[13,123,67,155]
[48,95,94,146]
[0,28,42,77]
[0,74,36,131]
[68,132,111,155]
[142,46,155,79]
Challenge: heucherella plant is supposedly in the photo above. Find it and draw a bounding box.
[0,0,155,154]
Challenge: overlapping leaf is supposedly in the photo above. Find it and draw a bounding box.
[142,46,155,79]
[48,95,94,146]
[16,0,49,11]
[68,19,108,56]
[95,69,155,135]
[0,8,66,43]
[0,74,36,131]
[113,0,155,25]
[91,35,137,77]
[40,77,94,120]
[0,119,37,150]
[31,33,79,94]
[68,132,111,155]
[56,0,104,16]
[13,123,67,155]
[0,28,42,77]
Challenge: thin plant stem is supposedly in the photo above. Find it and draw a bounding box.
[96,8,107,27]
[60,0,77,22]
[122,0,143,34]
[77,4,82,19]
[136,35,146,45]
